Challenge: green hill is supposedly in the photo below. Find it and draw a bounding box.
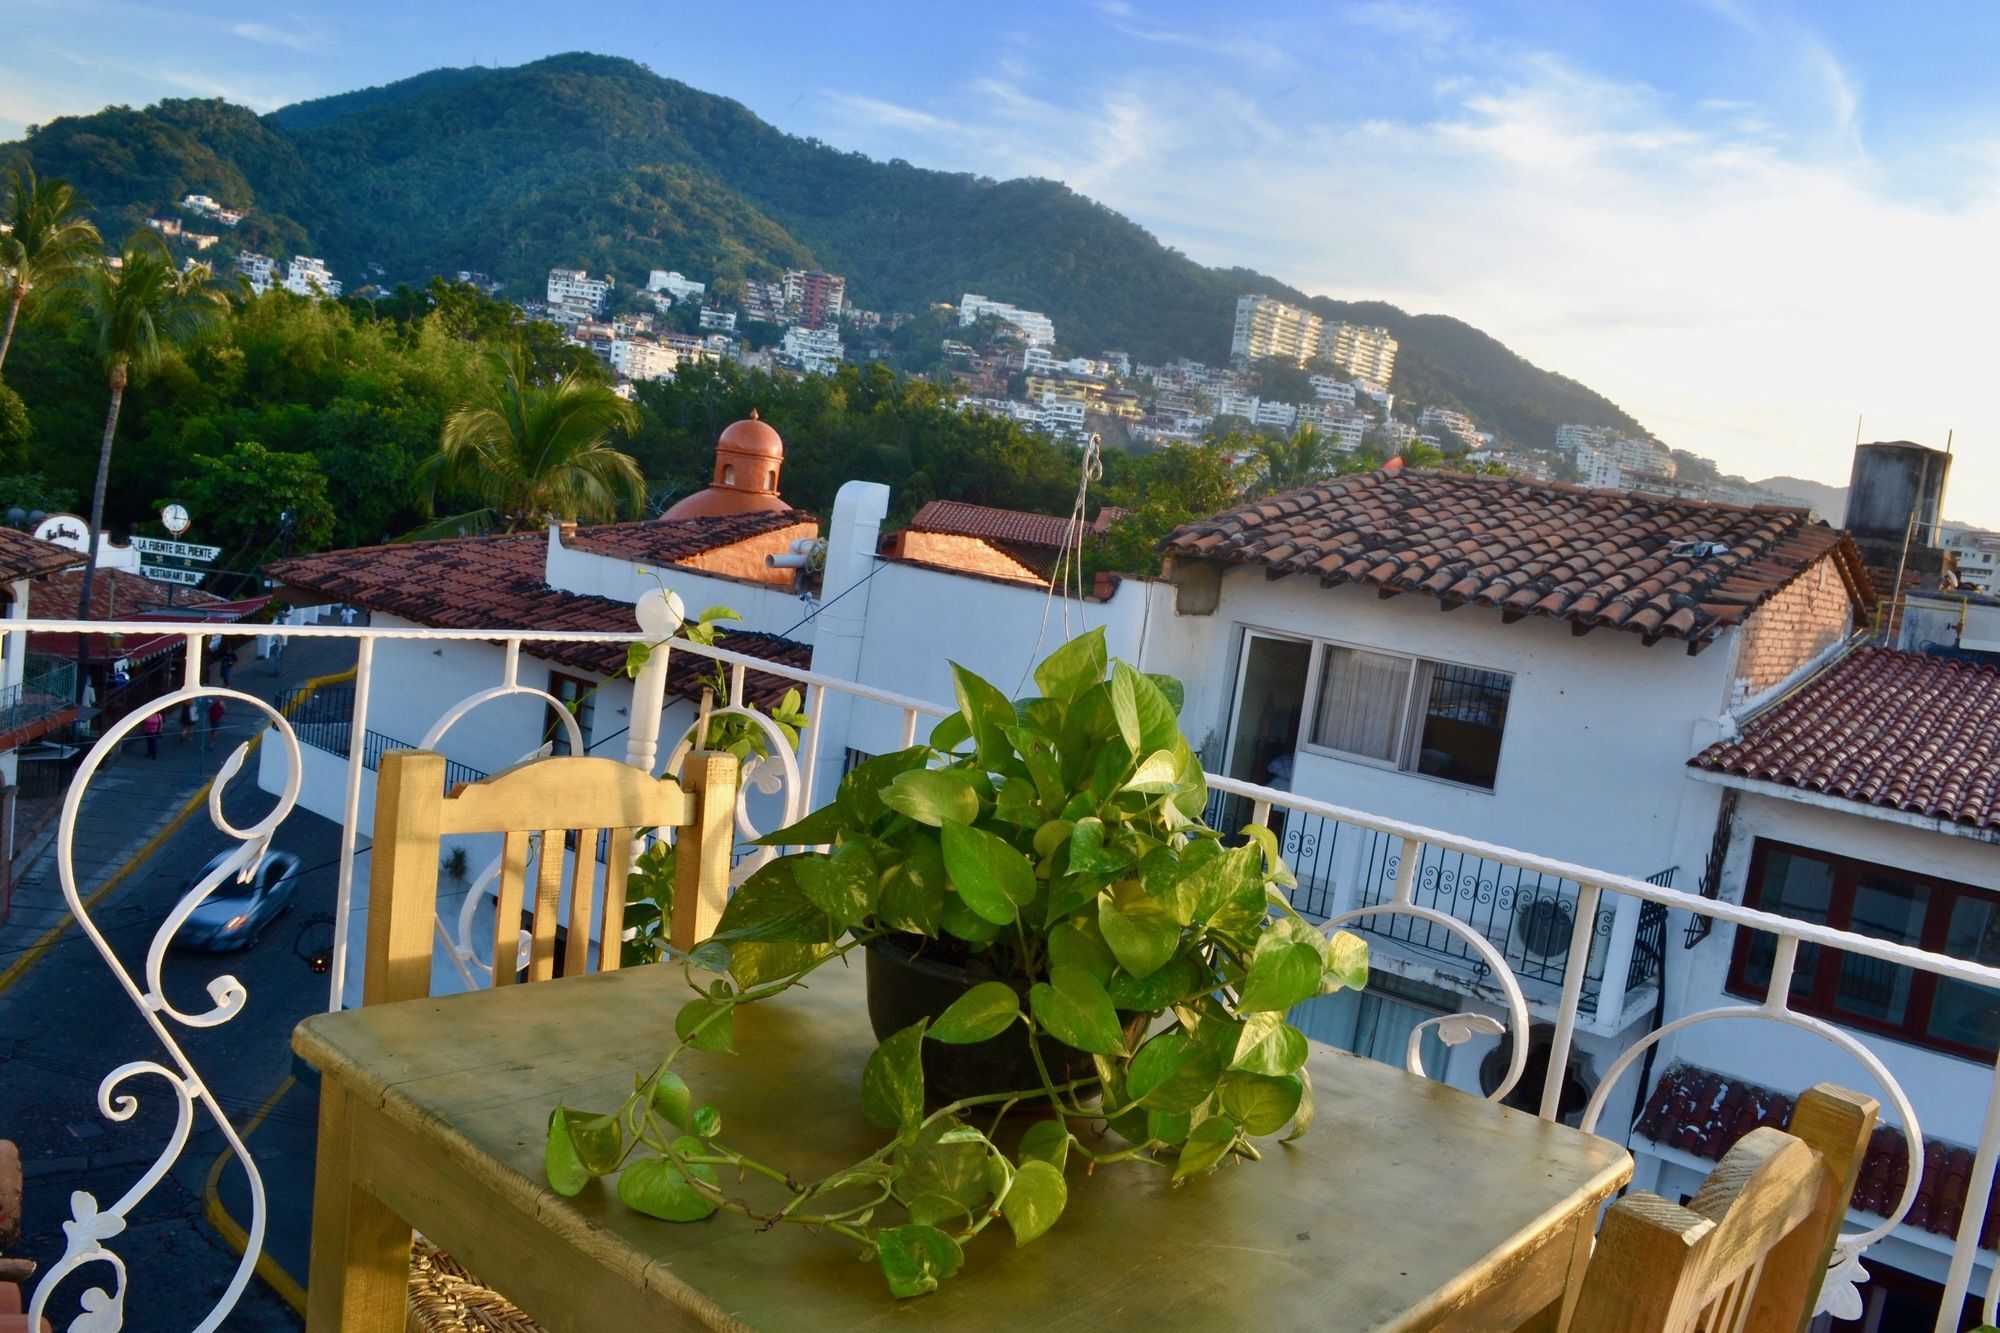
[3,52,1644,447]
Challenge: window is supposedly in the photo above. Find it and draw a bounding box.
[1728,840,2000,1060]
[1307,643,1511,790]
[545,672,595,756]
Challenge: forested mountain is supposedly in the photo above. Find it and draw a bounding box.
[3,52,1644,446]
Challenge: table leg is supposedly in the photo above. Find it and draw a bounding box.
[305,1082,411,1331]
[1515,1206,1598,1333]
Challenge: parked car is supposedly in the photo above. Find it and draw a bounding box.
[176,849,301,951]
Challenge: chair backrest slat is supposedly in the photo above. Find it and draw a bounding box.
[1568,1082,1878,1333]
[490,829,531,988]
[363,748,735,1008]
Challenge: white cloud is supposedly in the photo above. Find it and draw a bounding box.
[229,20,326,53]
[817,31,2000,526]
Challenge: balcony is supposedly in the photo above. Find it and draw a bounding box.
[2,612,1996,1331]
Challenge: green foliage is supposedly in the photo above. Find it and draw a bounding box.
[424,339,643,529]
[550,629,1367,1298]
[165,438,334,553]
[1089,440,1245,580]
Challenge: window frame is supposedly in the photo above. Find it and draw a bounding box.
[1290,632,1513,792]
[545,671,596,757]
[1726,837,2000,1061]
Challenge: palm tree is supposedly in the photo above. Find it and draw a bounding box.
[61,232,235,662]
[0,165,102,371]
[1253,424,1338,496]
[422,342,643,531]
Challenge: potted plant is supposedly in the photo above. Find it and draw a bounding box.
[547,628,1369,1298]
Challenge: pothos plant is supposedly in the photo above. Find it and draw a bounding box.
[547,627,1368,1298]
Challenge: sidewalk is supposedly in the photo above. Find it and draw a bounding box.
[0,635,359,995]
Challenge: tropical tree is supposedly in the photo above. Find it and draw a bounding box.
[59,231,236,654]
[1253,424,1340,496]
[421,341,643,532]
[0,165,102,371]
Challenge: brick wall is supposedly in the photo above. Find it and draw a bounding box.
[886,532,1045,585]
[682,519,820,587]
[1731,554,1854,706]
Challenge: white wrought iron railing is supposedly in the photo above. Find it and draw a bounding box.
[9,606,1999,1332]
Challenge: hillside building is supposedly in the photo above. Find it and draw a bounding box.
[958,294,1056,347]
[1231,294,1323,367]
[646,270,705,303]
[547,267,614,319]
[782,269,846,328]
[283,256,341,298]
[1322,321,1398,390]
[236,252,277,296]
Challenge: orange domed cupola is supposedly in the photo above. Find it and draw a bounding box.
[663,409,791,519]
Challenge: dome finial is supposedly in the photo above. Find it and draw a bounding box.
[749,407,761,421]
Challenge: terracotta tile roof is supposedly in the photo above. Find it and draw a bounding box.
[27,568,233,663]
[562,509,812,565]
[0,528,83,583]
[906,500,1128,552]
[1163,469,1873,648]
[1637,1064,1996,1248]
[1691,647,2000,830]
[266,532,810,707]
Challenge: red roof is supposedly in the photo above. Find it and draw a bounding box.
[26,568,242,663]
[1163,469,1872,648]
[0,528,84,583]
[1637,1064,1996,1248]
[1691,647,2000,831]
[564,509,811,564]
[906,500,1128,552]
[267,531,809,707]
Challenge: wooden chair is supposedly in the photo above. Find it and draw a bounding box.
[1568,1083,1879,1333]
[317,748,738,1332]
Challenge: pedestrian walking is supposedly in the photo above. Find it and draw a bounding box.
[205,696,227,751]
[178,701,195,744]
[219,651,235,688]
[141,710,162,759]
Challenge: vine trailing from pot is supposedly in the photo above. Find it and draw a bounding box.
[546,627,1369,1298]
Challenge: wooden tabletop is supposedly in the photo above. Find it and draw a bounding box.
[295,961,1632,1331]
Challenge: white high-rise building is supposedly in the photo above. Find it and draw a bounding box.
[958,294,1056,347]
[1322,322,1398,389]
[1231,295,1323,366]
[548,267,615,318]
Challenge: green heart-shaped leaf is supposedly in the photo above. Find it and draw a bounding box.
[862,1019,928,1131]
[1002,1159,1069,1246]
[928,981,1021,1044]
[1029,965,1126,1055]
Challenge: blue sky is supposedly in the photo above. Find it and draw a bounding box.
[7,1,1999,524]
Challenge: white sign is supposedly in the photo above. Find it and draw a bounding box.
[33,513,91,553]
[140,564,206,587]
[129,536,222,562]
[160,503,190,535]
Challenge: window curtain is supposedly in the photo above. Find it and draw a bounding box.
[1313,646,1411,761]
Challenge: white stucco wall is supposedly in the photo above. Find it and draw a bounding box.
[835,563,1171,758]
[1659,789,2000,1147]
[1166,570,1736,884]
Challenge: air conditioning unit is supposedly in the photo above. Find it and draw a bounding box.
[1511,892,1576,964]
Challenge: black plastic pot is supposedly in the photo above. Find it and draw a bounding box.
[865,937,1139,1104]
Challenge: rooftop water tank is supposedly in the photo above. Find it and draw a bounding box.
[1845,441,1950,545]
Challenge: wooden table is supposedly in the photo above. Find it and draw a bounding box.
[294,962,1631,1331]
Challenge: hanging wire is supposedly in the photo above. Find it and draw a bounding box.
[1017,432,1104,693]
